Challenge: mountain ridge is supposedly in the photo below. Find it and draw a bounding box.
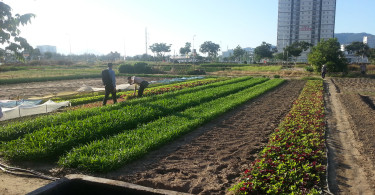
[335,32,375,48]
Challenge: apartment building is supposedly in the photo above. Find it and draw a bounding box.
[277,0,336,61]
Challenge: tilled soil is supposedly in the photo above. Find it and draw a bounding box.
[2,77,375,194]
[100,80,306,194]
[326,78,375,194]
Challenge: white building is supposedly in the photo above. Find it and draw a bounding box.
[222,47,254,58]
[340,36,370,63]
[277,0,336,62]
[37,45,57,54]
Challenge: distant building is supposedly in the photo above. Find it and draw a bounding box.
[277,0,336,62]
[363,36,368,44]
[37,45,57,54]
[222,47,254,58]
[340,36,370,63]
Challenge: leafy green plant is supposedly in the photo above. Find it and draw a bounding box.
[58,79,285,172]
[231,80,326,194]
[0,78,232,142]
[1,77,268,160]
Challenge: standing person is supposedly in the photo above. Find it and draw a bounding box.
[102,63,117,105]
[128,76,149,97]
[321,64,327,79]
[360,63,366,75]
[0,107,3,119]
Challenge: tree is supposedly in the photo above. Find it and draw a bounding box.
[369,48,375,64]
[44,52,53,59]
[199,41,220,61]
[308,38,347,73]
[233,45,245,62]
[105,51,121,61]
[179,42,191,56]
[149,43,171,60]
[274,52,288,62]
[29,48,41,60]
[283,41,312,63]
[254,42,276,62]
[345,41,370,62]
[0,2,35,61]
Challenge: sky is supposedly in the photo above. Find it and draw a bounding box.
[2,0,375,56]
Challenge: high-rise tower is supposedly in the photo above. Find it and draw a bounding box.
[277,0,336,61]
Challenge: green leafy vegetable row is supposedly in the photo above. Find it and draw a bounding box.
[0,77,244,142]
[66,78,221,106]
[1,77,268,160]
[59,79,285,172]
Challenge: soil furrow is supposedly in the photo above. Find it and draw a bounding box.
[104,80,306,194]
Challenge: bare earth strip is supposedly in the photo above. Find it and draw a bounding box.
[325,78,375,195]
[101,80,306,194]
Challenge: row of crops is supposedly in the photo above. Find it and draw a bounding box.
[61,77,223,106]
[0,77,224,141]
[231,80,326,194]
[0,76,328,193]
[0,77,284,169]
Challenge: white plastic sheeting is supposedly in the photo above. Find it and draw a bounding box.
[75,77,204,92]
[76,84,135,92]
[0,100,70,121]
[0,99,43,108]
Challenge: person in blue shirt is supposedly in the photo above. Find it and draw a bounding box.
[102,63,117,105]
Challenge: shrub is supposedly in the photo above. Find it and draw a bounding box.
[305,66,314,72]
[187,69,206,75]
[134,62,152,74]
[118,64,134,73]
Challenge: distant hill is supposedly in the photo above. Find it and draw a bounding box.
[335,32,375,48]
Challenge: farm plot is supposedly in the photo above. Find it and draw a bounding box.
[0,77,280,164]
[102,80,306,194]
[1,78,313,194]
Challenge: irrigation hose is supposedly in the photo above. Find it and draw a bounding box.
[0,162,59,181]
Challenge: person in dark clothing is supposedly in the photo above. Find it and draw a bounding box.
[128,76,149,97]
[360,63,366,75]
[321,64,327,79]
[102,63,117,105]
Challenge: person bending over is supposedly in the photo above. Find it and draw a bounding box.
[128,76,149,97]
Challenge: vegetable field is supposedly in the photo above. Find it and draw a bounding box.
[0,77,331,194]
[1,77,282,165]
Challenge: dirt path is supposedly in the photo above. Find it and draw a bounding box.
[98,80,306,194]
[325,78,375,194]
[0,172,51,195]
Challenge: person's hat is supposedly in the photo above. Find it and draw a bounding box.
[108,63,113,67]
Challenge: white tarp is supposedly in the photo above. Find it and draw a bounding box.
[75,77,204,92]
[76,84,135,92]
[0,99,42,108]
[0,100,70,121]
